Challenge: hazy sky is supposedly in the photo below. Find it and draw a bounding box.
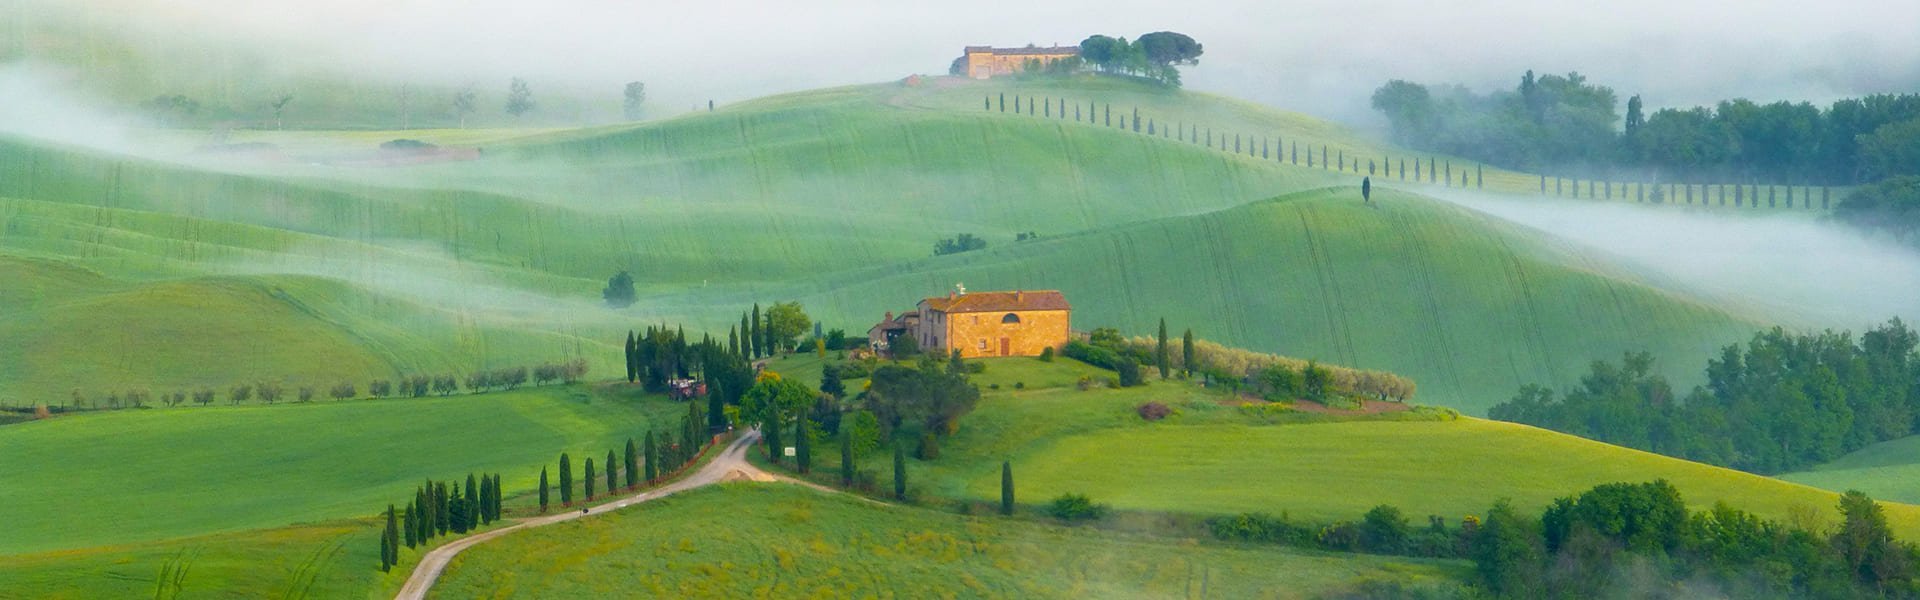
[27,0,1920,125]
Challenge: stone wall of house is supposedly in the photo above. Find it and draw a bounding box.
[939,309,1070,358]
[965,51,1077,79]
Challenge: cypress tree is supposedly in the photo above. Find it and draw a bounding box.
[584,458,596,501]
[434,482,449,535]
[765,411,783,465]
[1182,329,1195,377]
[893,442,907,501]
[559,453,573,506]
[625,439,639,489]
[1155,318,1170,379]
[1132,107,1140,132]
[464,474,479,530]
[538,468,550,512]
[478,476,492,525]
[624,331,636,383]
[606,450,618,496]
[1428,157,1436,182]
[840,428,854,486]
[796,418,812,474]
[492,474,503,520]
[728,326,738,359]
[644,431,659,481]
[1001,462,1014,515]
[402,502,417,549]
[414,487,430,542]
[750,304,762,359]
[998,93,1004,112]
[381,505,397,572]
[1477,165,1484,188]
[447,486,466,534]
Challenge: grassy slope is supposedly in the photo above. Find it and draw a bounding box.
[430,483,1466,599]
[0,77,1771,410]
[0,522,384,600]
[1781,436,1920,505]
[0,384,681,554]
[821,359,1920,538]
[791,188,1761,412]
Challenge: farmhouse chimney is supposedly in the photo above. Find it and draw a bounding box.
[885,311,893,321]
[1015,290,1024,302]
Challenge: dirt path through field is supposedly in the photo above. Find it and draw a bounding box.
[395,430,771,600]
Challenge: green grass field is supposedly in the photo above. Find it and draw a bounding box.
[430,483,1467,599]
[779,362,1920,539]
[0,384,680,554]
[0,521,385,600]
[1781,436,1920,506]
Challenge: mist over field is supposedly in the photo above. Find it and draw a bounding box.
[8,0,1916,126]
[1432,190,1920,329]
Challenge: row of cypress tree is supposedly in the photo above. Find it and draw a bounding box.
[987,92,1844,209]
[537,401,712,513]
[378,473,503,572]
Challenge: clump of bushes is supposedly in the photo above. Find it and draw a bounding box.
[1047,493,1109,521]
[1038,346,1054,362]
[380,139,437,151]
[1137,401,1171,421]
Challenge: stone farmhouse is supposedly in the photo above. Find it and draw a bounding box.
[960,44,1081,79]
[868,287,1070,358]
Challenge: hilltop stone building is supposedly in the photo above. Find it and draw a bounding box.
[868,288,1071,358]
[960,45,1081,79]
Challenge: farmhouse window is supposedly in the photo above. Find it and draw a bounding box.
[1001,313,1020,324]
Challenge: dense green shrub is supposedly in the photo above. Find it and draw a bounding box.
[1046,493,1109,521]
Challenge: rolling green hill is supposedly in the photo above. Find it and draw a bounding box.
[1782,436,1920,506]
[785,187,1762,412]
[430,483,1467,599]
[0,385,679,555]
[801,358,1920,538]
[0,77,1775,410]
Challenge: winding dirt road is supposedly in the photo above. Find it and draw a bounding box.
[394,430,774,600]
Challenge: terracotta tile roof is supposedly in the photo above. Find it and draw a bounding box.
[922,290,1069,313]
[964,45,1081,56]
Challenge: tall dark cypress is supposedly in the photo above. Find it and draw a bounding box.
[1155,318,1170,379]
[796,418,812,474]
[728,326,739,360]
[464,474,479,530]
[584,458,597,501]
[447,485,466,534]
[998,93,1004,112]
[1000,462,1014,515]
[893,442,907,501]
[645,431,659,481]
[606,450,618,496]
[478,476,492,525]
[750,304,763,359]
[765,411,784,465]
[624,331,636,382]
[625,439,639,489]
[1182,328,1195,376]
[415,486,431,542]
[492,474,503,521]
[559,453,573,506]
[403,501,418,549]
[434,482,449,535]
[539,468,550,512]
[381,504,397,572]
[839,428,854,486]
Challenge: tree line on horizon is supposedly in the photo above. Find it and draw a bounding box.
[1372,71,1920,185]
[21,359,588,416]
[1490,319,1919,475]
